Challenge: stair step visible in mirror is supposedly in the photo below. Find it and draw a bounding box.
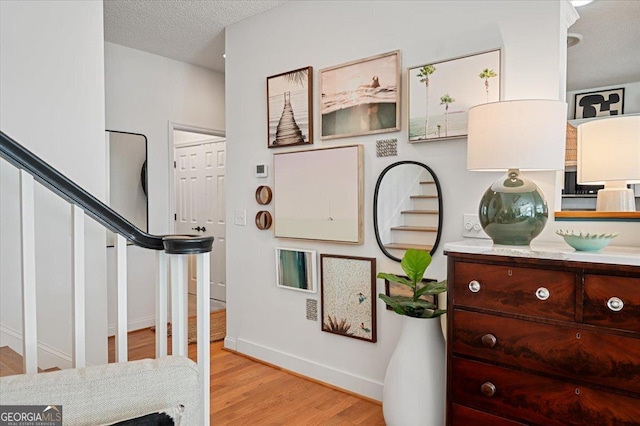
[401,210,439,227]
[384,243,434,251]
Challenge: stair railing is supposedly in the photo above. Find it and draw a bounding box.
[0,131,213,423]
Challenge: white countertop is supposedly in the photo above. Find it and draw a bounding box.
[444,240,640,267]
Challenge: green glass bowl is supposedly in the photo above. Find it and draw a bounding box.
[556,230,618,252]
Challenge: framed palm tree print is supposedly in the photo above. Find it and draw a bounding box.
[267,66,313,148]
[408,49,501,142]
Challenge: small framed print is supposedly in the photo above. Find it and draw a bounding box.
[275,248,317,293]
[320,254,376,342]
[267,66,313,148]
[574,88,624,119]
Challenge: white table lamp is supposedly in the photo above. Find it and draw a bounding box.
[577,115,640,211]
[467,99,567,245]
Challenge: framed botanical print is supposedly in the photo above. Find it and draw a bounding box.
[320,254,376,342]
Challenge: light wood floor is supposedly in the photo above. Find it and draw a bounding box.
[3,328,385,425]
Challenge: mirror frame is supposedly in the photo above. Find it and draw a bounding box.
[373,160,443,262]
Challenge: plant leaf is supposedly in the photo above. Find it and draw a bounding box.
[416,280,447,297]
[400,249,431,284]
[377,272,414,289]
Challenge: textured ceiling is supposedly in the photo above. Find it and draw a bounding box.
[103,0,287,73]
[104,0,639,90]
[568,0,640,91]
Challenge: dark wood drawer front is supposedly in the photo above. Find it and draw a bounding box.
[584,275,640,333]
[452,309,640,394]
[451,404,526,426]
[453,262,575,321]
[452,357,640,426]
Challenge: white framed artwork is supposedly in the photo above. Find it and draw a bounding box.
[273,145,363,244]
[275,247,317,293]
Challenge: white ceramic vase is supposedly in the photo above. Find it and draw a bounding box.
[382,315,445,426]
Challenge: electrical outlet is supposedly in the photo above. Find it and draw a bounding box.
[234,209,247,226]
[463,214,490,239]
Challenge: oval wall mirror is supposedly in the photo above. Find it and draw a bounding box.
[373,161,443,262]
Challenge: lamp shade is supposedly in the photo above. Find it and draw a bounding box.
[577,115,640,185]
[467,100,567,171]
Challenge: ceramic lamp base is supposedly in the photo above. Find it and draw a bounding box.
[479,169,548,246]
[596,182,636,212]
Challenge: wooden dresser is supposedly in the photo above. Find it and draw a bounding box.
[445,242,640,426]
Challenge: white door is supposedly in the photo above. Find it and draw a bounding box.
[174,141,226,302]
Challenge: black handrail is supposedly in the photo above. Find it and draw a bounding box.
[0,131,212,253]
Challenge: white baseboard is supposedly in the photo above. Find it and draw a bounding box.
[0,324,72,370]
[223,336,237,351]
[235,337,382,401]
[107,315,155,337]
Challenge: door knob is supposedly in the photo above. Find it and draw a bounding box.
[191,226,206,232]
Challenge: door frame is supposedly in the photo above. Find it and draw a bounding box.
[167,122,225,234]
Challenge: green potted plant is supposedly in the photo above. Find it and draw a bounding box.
[378,248,447,318]
[377,248,447,426]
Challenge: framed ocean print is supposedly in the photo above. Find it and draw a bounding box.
[574,87,624,119]
[275,248,317,293]
[267,66,313,148]
[273,145,363,244]
[408,49,501,142]
[320,50,400,140]
[320,254,376,342]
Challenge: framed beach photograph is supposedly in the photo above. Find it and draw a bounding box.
[320,254,376,342]
[384,276,436,311]
[273,145,363,244]
[574,87,624,119]
[320,50,400,140]
[275,248,317,293]
[267,66,313,148]
[408,49,501,142]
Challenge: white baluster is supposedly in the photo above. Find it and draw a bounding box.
[197,252,211,423]
[19,170,37,374]
[156,251,168,357]
[170,255,187,356]
[115,234,128,362]
[71,205,85,368]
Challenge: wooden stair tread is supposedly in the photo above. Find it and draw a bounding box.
[0,346,61,377]
[419,181,436,184]
[390,226,438,232]
[401,210,439,214]
[409,195,438,199]
[384,243,434,251]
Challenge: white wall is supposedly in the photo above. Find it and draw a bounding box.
[104,43,225,333]
[0,0,107,367]
[225,0,576,400]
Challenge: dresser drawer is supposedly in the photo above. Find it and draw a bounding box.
[453,262,575,321]
[452,309,640,394]
[450,404,526,426]
[452,357,640,426]
[584,275,640,333]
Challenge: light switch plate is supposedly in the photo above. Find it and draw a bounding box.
[234,209,247,226]
[463,214,490,239]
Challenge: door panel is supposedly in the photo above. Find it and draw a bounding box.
[174,140,226,302]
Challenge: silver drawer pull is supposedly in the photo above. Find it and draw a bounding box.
[607,297,624,312]
[481,334,497,348]
[536,287,550,301]
[481,382,496,397]
[468,280,481,293]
